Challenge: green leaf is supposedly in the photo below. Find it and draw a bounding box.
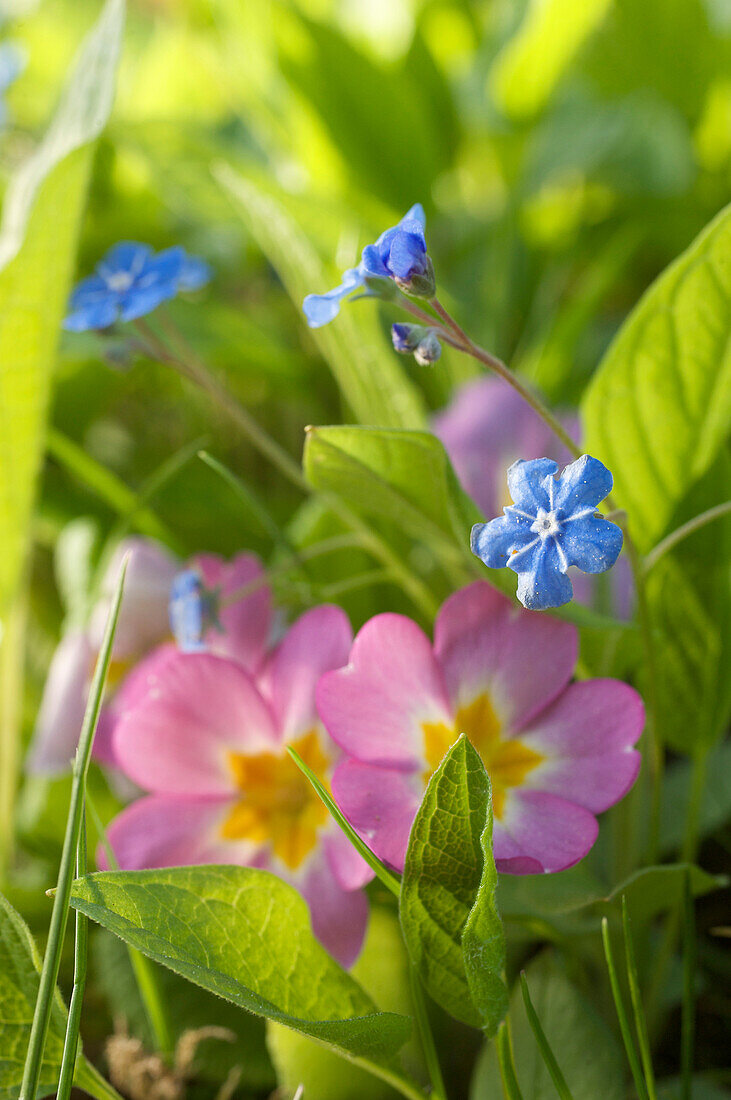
[304,425,479,562]
[399,736,508,1033]
[0,0,125,614]
[213,166,427,430]
[659,742,731,853]
[0,891,116,1100]
[471,953,624,1100]
[69,867,413,1070]
[582,203,731,552]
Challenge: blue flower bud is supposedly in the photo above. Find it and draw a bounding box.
[413,329,442,366]
[391,323,442,366]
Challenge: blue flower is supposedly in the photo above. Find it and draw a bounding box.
[64,242,210,332]
[362,203,433,295]
[391,322,442,365]
[303,265,366,328]
[470,454,623,611]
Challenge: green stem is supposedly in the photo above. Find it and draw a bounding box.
[429,299,582,460]
[601,918,649,1100]
[0,589,26,883]
[19,559,128,1100]
[622,525,662,866]
[86,790,174,1057]
[621,898,658,1100]
[134,319,438,620]
[644,501,731,573]
[681,872,696,1100]
[56,810,89,1100]
[409,967,447,1100]
[519,972,574,1100]
[496,1020,525,1100]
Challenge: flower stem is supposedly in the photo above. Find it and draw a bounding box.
[133,318,438,620]
[496,1020,524,1100]
[427,298,582,460]
[56,811,89,1100]
[409,967,448,1100]
[18,559,127,1100]
[681,871,696,1100]
[644,501,731,572]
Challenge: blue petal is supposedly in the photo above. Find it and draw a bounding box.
[471,512,534,568]
[302,267,363,328]
[119,282,178,321]
[361,242,391,278]
[506,458,558,514]
[400,203,426,230]
[63,299,118,332]
[138,245,186,287]
[178,253,212,291]
[169,569,205,653]
[98,241,151,278]
[514,539,574,611]
[554,454,613,515]
[387,230,427,281]
[559,514,623,574]
[67,273,111,309]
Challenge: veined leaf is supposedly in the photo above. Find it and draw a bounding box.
[399,736,508,1033]
[213,166,427,430]
[582,203,731,551]
[0,0,125,614]
[69,867,413,1070]
[471,953,624,1100]
[0,891,118,1100]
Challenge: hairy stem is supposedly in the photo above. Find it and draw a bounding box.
[644,501,731,572]
[410,968,448,1100]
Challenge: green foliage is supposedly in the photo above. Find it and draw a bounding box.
[582,203,731,552]
[471,953,624,1100]
[69,867,413,1068]
[0,0,125,615]
[399,736,507,1034]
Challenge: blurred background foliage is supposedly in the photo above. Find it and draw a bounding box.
[1,0,730,1092]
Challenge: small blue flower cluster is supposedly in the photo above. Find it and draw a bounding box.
[303,203,431,329]
[391,322,442,366]
[64,241,211,332]
[471,455,623,610]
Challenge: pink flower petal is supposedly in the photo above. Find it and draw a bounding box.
[317,614,451,767]
[89,538,178,660]
[495,789,598,873]
[434,582,577,733]
[196,552,271,672]
[331,759,421,872]
[299,854,369,967]
[266,605,352,742]
[26,631,92,775]
[324,828,375,891]
[93,643,179,769]
[113,653,279,795]
[517,680,644,813]
[104,795,260,869]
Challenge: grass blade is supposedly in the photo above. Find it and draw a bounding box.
[496,1020,525,1100]
[621,897,658,1100]
[681,871,696,1100]
[519,972,575,1100]
[286,746,401,899]
[56,810,88,1100]
[601,917,649,1100]
[18,556,127,1100]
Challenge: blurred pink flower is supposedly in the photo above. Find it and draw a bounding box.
[105,606,370,966]
[27,539,272,775]
[318,582,643,875]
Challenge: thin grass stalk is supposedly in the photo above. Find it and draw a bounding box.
[601,918,649,1100]
[496,1020,525,1100]
[409,967,448,1100]
[56,810,89,1100]
[18,558,127,1100]
[681,872,696,1100]
[519,972,574,1100]
[621,898,658,1100]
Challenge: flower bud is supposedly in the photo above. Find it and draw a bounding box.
[394,254,436,298]
[413,329,442,366]
[391,324,442,365]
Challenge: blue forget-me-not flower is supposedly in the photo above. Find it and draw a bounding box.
[169,568,216,653]
[471,454,623,611]
[302,203,432,328]
[391,322,442,365]
[64,242,211,332]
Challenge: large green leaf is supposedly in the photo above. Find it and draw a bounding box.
[399,736,507,1033]
[0,0,125,614]
[69,867,413,1072]
[0,891,117,1100]
[471,952,624,1100]
[582,203,731,551]
[214,167,427,429]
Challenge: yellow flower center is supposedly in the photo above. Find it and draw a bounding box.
[221,730,329,870]
[422,694,543,818]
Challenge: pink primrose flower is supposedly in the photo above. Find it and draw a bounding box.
[318,582,644,875]
[105,605,371,966]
